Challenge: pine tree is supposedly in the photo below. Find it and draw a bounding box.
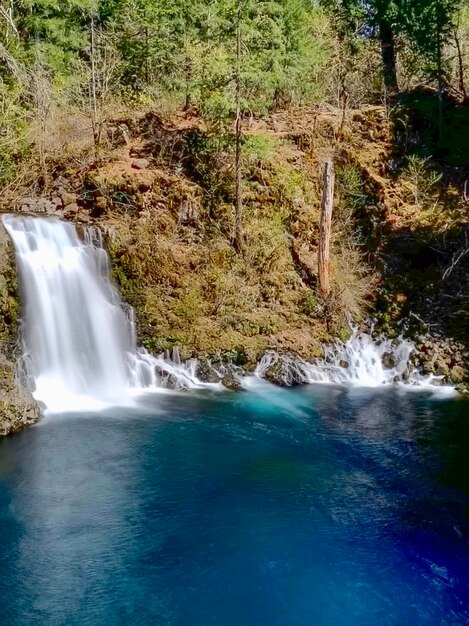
[321,0,463,98]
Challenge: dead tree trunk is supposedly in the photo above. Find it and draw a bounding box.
[90,13,99,147]
[318,159,335,298]
[234,0,245,255]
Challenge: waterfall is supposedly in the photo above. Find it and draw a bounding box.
[254,329,442,389]
[3,216,213,412]
[3,215,452,413]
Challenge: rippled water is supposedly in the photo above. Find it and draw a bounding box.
[0,387,468,625]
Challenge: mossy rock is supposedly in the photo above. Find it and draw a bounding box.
[221,372,242,391]
[0,355,40,436]
[449,365,466,385]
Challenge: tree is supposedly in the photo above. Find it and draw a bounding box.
[321,0,399,94]
[207,0,329,253]
[234,0,244,254]
[322,0,464,99]
[10,1,99,74]
[375,0,398,94]
[399,0,463,136]
[0,0,332,188]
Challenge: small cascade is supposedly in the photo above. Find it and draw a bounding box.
[255,329,438,388]
[3,216,214,412]
[3,215,453,413]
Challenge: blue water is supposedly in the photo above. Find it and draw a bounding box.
[0,386,468,625]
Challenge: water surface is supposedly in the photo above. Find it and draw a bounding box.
[0,386,468,625]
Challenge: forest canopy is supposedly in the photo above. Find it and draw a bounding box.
[0,0,468,182]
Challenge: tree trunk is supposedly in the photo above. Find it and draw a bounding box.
[235,110,244,253]
[454,28,467,100]
[378,18,398,95]
[90,14,99,147]
[234,0,245,255]
[436,16,444,141]
[318,160,335,298]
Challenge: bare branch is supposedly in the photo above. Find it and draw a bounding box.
[409,312,437,328]
[442,233,469,281]
[0,42,29,86]
[0,6,19,38]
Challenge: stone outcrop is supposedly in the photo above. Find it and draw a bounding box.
[413,333,468,385]
[0,355,40,436]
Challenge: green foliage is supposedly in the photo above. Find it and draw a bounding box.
[338,326,352,342]
[233,0,330,113]
[107,0,330,117]
[0,83,30,184]
[13,1,97,73]
[402,155,442,208]
[243,134,280,165]
[321,0,464,92]
[336,163,367,214]
[400,0,462,75]
[174,285,207,323]
[299,289,318,317]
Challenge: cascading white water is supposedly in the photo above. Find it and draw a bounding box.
[3,215,452,412]
[254,329,442,388]
[3,215,213,412]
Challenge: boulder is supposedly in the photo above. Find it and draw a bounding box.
[0,355,40,436]
[60,191,78,207]
[263,361,288,386]
[131,158,150,170]
[221,372,242,391]
[449,365,466,385]
[197,360,221,384]
[157,370,179,390]
[434,358,449,376]
[382,351,397,369]
[401,367,411,381]
[422,358,435,374]
[63,202,80,217]
[94,196,107,214]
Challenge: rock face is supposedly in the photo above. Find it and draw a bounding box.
[0,355,40,436]
[381,352,397,370]
[413,333,468,385]
[263,360,292,386]
[196,359,222,384]
[196,360,245,390]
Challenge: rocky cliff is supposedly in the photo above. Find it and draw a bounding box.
[0,223,41,435]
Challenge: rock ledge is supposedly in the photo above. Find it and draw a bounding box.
[0,355,40,436]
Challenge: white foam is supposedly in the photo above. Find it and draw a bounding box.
[253,329,455,393]
[3,215,217,413]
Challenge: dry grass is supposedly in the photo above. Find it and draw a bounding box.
[330,244,377,325]
[3,101,390,360]
[95,110,380,357]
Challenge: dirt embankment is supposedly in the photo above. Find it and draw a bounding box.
[1,103,468,385]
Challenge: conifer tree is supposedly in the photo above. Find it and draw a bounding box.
[321,0,463,96]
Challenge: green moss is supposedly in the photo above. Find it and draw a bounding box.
[141,335,184,354]
[338,326,352,342]
[173,286,207,324]
[299,289,318,317]
[259,321,278,336]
